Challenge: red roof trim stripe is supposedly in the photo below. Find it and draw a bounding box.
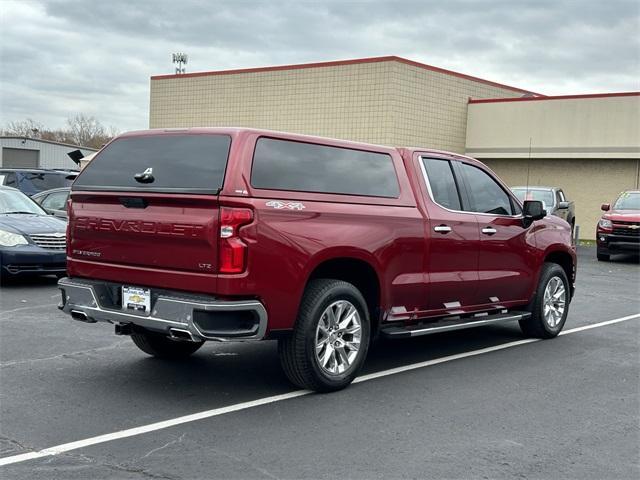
[468,91,640,104]
[150,55,539,95]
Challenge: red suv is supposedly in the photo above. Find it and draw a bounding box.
[596,190,640,261]
[58,128,576,391]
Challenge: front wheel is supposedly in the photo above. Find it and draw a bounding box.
[597,250,610,261]
[519,263,570,339]
[278,279,370,392]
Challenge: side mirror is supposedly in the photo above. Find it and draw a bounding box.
[522,200,546,227]
[558,201,570,209]
[601,203,610,211]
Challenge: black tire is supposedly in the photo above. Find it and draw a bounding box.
[519,262,570,339]
[597,251,610,261]
[131,330,204,359]
[278,279,370,392]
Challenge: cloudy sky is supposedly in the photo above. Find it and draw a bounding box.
[1,0,639,132]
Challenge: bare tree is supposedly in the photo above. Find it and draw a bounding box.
[3,115,118,149]
[66,114,110,149]
[2,118,45,138]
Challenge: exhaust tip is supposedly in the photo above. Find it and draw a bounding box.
[169,328,197,342]
[70,310,95,323]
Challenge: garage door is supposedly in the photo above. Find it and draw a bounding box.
[2,147,39,168]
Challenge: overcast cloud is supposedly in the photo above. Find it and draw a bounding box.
[1,0,638,132]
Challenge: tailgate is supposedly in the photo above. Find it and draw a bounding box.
[68,192,219,274]
[66,132,232,291]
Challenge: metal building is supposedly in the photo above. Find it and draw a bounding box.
[0,137,97,170]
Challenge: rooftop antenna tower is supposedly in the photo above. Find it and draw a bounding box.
[172,53,188,74]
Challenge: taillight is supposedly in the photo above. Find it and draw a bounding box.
[218,207,253,273]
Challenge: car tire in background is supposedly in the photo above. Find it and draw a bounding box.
[278,279,370,392]
[519,262,570,339]
[597,250,610,261]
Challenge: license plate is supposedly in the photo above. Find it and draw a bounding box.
[122,286,151,313]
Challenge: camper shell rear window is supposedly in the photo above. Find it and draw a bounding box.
[73,134,231,194]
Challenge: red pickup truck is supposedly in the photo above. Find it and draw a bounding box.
[59,128,576,391]
[596,191,640,261]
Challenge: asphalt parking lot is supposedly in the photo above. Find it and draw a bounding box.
[0,246,638,479]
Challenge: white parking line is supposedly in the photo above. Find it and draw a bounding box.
[1,313,638,467]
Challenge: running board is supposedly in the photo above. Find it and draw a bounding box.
[380,311,531,339]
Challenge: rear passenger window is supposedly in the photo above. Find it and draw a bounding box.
[458,163,514,216]
[421,158,461,210]
[251,138,400,198]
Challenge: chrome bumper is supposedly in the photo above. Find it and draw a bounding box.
[57,277,268,342]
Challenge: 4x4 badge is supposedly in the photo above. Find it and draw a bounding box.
[265,201,306,210]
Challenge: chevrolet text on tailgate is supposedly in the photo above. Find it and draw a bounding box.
[59,128,577,392]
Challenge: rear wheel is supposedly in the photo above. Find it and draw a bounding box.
[278,279,370,392]
[519,263,570,339]
[131,330,203,359]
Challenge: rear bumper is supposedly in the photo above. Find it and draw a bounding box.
[57,277,268,342]
[0,247,66,276]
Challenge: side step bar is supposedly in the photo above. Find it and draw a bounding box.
[381,311,531,339]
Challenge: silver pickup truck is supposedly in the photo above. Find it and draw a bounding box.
[511,186,576,230]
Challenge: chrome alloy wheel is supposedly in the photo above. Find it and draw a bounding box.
[315,300,362,375]
[542,276,566,328]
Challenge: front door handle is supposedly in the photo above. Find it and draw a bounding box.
[482,227,497,236]
[433,225,452,234]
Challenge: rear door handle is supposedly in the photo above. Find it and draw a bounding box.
[482,227,497,236]
[433,225,452,234]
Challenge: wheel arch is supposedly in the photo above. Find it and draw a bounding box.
[543,248,576,298]
[304,255,382,338]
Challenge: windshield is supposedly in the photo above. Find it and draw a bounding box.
[613,192,640,210]
[512,188,555,208]
[17,172,76,195]
[0,189,47,215]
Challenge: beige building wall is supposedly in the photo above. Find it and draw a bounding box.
[467,94,640,240]
[149,57,530,153]
[466,94,640,159]
[483,158,640,241]
[385,62,526,152]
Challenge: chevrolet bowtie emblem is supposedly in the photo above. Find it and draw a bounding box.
[627,224,640,230]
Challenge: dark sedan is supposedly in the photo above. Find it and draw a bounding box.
[0,186,67,281]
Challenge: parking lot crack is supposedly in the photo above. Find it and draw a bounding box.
[0,339,129,368]
[0,434,35,455]
[51,451,179,480]
[141,433,186,459]
[102,462,179,480]
[0,303,59,319]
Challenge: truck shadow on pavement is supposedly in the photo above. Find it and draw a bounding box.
[82,325,528,407]
[604,254,639,264]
